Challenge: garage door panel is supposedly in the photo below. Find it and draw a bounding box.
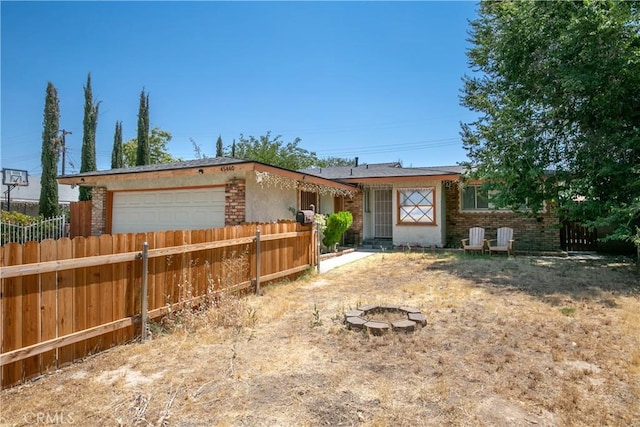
[112,188,225,233]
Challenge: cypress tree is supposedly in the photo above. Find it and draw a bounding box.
[39,82,60,218]
[111,121,123,169]
[80,73,99,201]
[216,134,223,157]
[136,89,150,166]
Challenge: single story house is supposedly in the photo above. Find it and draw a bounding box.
[57,157,355,236]
[58,157,560,252]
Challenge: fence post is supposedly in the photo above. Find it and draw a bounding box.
[255,229,261,296]
[140,242,149,342]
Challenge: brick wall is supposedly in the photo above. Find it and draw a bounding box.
[225,179,246,226]
[343,191,363,245]
[445,182,560,252]
[91,187,107,236]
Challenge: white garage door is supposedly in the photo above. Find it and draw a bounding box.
[112,188,225,233]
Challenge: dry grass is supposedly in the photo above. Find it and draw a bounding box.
[1,252,639,426]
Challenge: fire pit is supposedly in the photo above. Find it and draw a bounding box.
[344,304,427,335]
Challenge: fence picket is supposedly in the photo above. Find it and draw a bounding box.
[22,241,40,382]
[73,238,87,360]
[123,233,137,340]
[57,238,74,367]
[85,237,102,354]
[40,239,57,373]
[99,235,115,350]
[2,243,23,387]
[112,233,128,343]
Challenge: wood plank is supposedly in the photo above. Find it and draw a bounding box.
[112,233,128,344]
[190,230,203,299]
[1,243,23,388]
[85,236,101,354]
[39,239,58,373]
[21,241,40,382]
[163,231,177,310]
[210,228,221,292]
[99,234,114,350]
[133,233,146,337]
[180,231,191,303]
[204,229,214,296]
[144,232,156,317]
[152,231,166,312]
[73,237,87,360]
[56,238,75,367]
[123,233,137,341]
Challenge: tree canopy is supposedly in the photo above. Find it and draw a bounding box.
[229,131,353,170]
[123,127,179,167]
[460,0,640,245]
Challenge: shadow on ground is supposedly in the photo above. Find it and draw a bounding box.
[424,252,639,303]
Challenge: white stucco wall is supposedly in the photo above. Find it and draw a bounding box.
[362,181,446,247]
[244,172,298,223]
[392,181,445,247]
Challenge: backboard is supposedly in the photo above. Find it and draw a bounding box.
[2,168,29,186]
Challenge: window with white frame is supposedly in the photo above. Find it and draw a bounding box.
[461,185,490,210]
[398,187,435,225]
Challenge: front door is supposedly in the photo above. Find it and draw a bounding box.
[374,189,392,238]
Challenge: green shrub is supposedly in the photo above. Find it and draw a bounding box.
[322,211,353,249]
[1,211,42,225]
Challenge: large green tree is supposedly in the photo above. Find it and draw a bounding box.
[79,73,100,200]
[229,131,351,170]
[123,127,178,167]
[111,121,123,169]
[232,132,317,170]
[136,89,150,166]
[39,82,60,218]
[461,0,640,247]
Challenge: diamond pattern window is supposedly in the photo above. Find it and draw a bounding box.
[398,188,435,225]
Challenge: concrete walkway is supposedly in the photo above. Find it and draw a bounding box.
[318,250,377,274]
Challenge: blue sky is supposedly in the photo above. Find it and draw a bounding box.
[1,1,479,177]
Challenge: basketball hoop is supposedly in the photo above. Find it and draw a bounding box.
[2,169,29,187]
[2,168,29,212]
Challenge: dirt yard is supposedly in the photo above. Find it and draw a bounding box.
[1,251,639,426]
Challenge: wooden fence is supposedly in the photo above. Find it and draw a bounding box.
[0,222,316,389]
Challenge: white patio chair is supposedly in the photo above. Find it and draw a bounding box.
[487,227,515,256]
[462,227,486,254]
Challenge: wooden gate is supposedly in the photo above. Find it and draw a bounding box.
[69,201,92,238]
[560,221,598,251]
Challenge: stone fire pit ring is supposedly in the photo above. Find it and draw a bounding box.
[344,304,427,335]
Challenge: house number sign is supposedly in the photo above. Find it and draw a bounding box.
[220,166,235,172]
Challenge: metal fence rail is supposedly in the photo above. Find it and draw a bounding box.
[0,215,67,245]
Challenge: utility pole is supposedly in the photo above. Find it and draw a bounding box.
[56,129,72,175]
